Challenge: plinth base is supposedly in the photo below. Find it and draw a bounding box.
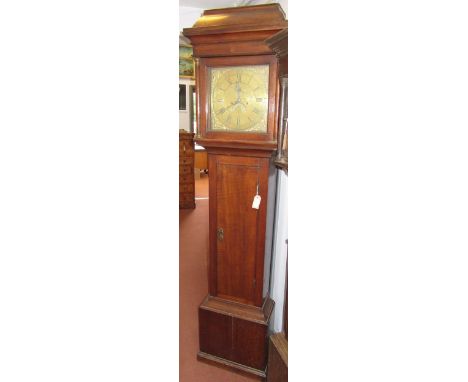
[198,295,274,379]
[198,351,265,380]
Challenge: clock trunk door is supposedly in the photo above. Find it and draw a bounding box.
[211,155,267,306]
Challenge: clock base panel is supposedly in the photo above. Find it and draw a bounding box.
[198,295,274,378]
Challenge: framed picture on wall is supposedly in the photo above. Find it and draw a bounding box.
[179,84,187,111]
[179,44,195,78]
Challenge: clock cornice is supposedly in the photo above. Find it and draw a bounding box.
[183,4,287,58]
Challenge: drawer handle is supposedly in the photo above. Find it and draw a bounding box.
[217,227,224,241]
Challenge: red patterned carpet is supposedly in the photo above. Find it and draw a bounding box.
[179,174,257,382]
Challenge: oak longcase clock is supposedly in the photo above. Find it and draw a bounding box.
[183,4,287,379]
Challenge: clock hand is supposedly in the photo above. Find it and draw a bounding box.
[224,101,238,112]
[237,99,247,108]
[235,77,241,103]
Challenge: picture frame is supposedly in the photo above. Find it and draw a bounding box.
[179,44,195,78]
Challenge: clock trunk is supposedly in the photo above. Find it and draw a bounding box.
[208,152,272,307]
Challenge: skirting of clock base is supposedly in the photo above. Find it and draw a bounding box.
[197,351,265,380]
[198,295,274,379]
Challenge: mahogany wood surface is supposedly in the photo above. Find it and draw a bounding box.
[199,310,268,372]
[194,41,273,58]
[266,333,287,382]
[265,28,288,79]
[199,296,274,377]
[208,153,270,307]
[197,352,264,381]
[199,309,232,360]
[194,149,208,170]
[266,28,288,172]
[187,4,286,30]
[200,295,274,325]
[195,138,277,152]
[232,318,268,370]
[184,4,287,51]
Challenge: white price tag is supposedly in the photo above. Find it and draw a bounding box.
[252,195,261,209]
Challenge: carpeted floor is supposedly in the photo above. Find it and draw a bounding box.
[179,173,258,382]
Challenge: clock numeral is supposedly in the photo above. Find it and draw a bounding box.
[256,98,264,102]
[253,108,261,114]
[218,107,226,114]
[217,99,224,102]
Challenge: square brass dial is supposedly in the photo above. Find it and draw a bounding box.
[209,65,269,133]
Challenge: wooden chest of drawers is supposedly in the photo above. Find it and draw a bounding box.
[179,130,195,209]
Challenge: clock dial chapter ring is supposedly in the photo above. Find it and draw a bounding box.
[210,65,269,132]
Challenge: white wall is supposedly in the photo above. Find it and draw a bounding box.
[269,170,288,333]
[277,0,287,18]
[244,0,288,18]
[179,6,203,32]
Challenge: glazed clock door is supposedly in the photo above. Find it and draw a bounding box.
[210,154,269,307]
[197,54,279,143]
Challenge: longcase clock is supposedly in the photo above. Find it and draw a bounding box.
[183,4,287,379]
